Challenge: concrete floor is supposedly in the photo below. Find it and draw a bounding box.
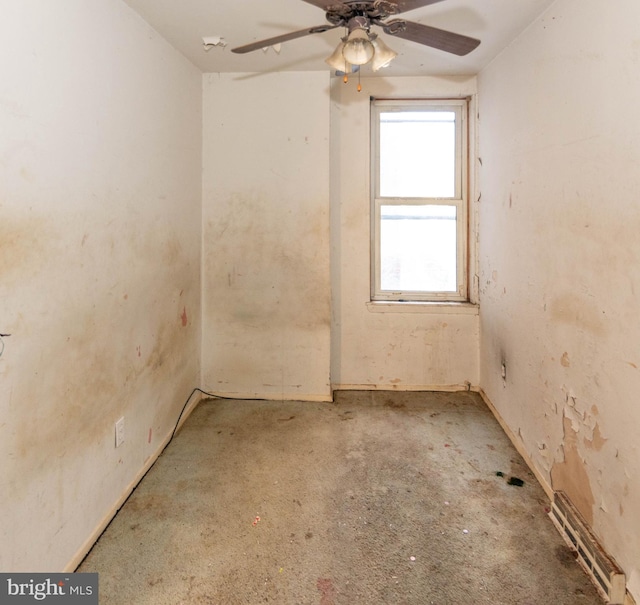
[79,391,603,604]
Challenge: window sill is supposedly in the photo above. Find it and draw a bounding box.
[366,301,479,315]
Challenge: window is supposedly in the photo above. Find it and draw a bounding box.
[371,99,468,302]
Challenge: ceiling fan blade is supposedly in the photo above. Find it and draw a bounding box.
[231,24,337,54]
[383,19,480,56]
[300,0,348,9]
[390,0,447,14]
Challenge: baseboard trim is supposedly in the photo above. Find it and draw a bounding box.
[333,383,477,393]
[200,389,333,402]
[64,389,205,572]
[477,388,553,500]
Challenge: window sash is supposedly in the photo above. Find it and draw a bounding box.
[371,99,468,302]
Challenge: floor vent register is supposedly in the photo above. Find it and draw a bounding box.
[549,491,626,604]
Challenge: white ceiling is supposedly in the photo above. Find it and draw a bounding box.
[122,0,556,77]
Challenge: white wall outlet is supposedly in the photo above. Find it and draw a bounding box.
[115,416,125,448]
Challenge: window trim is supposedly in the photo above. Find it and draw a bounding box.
[370,98,469,302]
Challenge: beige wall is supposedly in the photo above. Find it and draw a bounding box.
[330,76,480,391]
[8,1,638,593]
[201,72,332,401]
[478,0,640,598]
[0,1,202,571]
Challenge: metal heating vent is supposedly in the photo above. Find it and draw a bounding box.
[549,491,626,604]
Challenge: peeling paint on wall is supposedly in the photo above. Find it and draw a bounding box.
[551,415,595,525]
[478,0,640,597]
[584,422,607,452]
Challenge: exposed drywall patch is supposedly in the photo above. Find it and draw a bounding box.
[550,415,595,525]
[560,351,570,367]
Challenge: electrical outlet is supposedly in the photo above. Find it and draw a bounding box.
[115,417,125,448]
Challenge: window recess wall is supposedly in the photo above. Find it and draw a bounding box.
[330,77,479,392]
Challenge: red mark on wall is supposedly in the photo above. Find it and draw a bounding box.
[136,346,141,358]
[148,428,152,444]
[316,578,336,605]
[181,307,188,327]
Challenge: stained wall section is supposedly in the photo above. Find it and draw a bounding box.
[478,0,640,598]
[0,1,202,570]
[201,72,332,401]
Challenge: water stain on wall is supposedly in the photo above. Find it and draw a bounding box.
[205,191,330,332]
[9,268,197,497]
[550,294,605,337]
[0,216,51,281]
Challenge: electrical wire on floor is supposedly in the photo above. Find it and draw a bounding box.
[169,387,217,443]
[0,333,10,358]
[169,388,273,443]
[155,387,274,476]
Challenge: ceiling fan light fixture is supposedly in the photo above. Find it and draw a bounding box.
[342,29,375,66]
[370,35,397,71]
[325,41,348,71]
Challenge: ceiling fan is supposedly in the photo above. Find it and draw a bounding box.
[231,0,481,72]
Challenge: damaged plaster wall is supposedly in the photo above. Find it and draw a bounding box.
[331,76,479,391]
[478,0,640,598]
[202,72,331,401]
[0,1,202,570]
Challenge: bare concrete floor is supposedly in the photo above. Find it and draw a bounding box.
[79,391,603,604]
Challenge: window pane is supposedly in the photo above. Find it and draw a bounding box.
[379,111,456,198]
[380,205,457,292]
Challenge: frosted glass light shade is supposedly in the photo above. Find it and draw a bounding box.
[325,41,347,71]
[371,36,397,71]
[342,29,374,65]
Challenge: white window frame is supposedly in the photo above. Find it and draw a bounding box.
[371,98,469,302]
